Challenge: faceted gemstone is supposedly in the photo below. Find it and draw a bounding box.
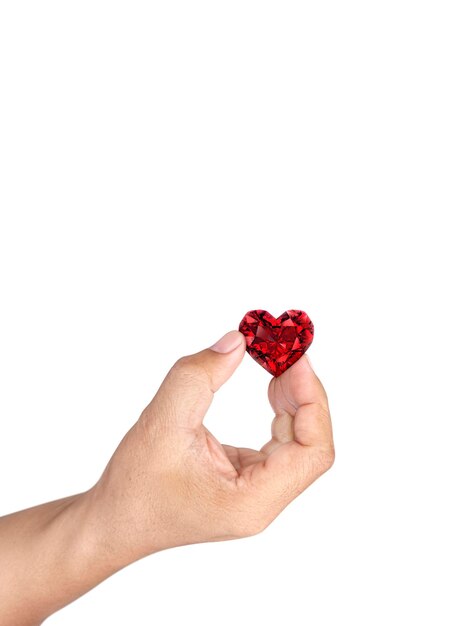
[239,310,314,377]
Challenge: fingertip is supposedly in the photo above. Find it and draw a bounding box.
[200,330,246,392]
[209,330,246,354]
[289,353,317,377]
[280,354,328,409]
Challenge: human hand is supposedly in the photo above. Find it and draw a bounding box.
[0,330,334,625]
[87,330,334,567]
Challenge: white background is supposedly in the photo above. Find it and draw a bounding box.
[1,2,469,624]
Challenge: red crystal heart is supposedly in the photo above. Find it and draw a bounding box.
[239,310,314,377]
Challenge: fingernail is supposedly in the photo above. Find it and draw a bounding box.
[210,331,244,354]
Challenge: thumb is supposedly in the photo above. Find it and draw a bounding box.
[146,330,246,430]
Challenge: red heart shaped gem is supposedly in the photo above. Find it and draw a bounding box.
[239,310,314,377]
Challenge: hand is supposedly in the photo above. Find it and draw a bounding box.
[0,330,334,626]
[88,330,334,566]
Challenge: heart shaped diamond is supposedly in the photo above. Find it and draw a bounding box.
[239,310,314,377]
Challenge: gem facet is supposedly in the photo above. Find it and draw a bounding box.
[239,310,314,377]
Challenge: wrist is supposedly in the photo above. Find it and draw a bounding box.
[0,491,127,626]
[75,486,138,574]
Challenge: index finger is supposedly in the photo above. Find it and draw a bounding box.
[248,357,334,499]
[268,354,329,416]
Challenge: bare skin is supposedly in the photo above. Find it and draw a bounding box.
[0,331,334,625]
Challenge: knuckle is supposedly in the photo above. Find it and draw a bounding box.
[171,356,210,388]
[247,518,269,537]
[314,443,336,474]
[324,443,336,468]
[295,442,335,489]
[172,355,196,376]
[233,516,269,539]
[137,406,156,437]
[224,495,273,539]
